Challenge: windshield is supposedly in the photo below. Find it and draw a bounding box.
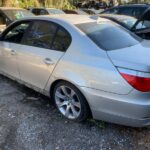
[76,21,141,51]
[120,18,137,29]
[3,9,34,21]
[47,9,65,14]
[117,18,144,30]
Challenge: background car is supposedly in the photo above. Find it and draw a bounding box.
[0,7,34,32]
[100,8,150,39]
[0,15,150,127]
[81,9,96,15]
[63,9,88,15]
[75,0,107,9]
[31,8,65,15]
[100,3,150,18]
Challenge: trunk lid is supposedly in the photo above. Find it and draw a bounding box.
[107,40,150,72]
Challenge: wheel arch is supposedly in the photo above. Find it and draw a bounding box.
[49,79,93,117]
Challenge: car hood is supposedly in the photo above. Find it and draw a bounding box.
[107,40,150,72]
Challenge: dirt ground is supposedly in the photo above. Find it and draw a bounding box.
[0,75,150,150]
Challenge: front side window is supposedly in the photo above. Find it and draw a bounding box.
[2,22,31,43]
[76,21,141,51]
[22,21,57,49]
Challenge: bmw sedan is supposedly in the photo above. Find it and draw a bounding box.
[0,15,150,127]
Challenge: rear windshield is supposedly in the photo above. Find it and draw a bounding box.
[3,9,34,21]
[76,21,141,51]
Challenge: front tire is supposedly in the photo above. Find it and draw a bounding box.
[53,81,89,122]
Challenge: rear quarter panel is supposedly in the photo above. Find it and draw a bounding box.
[45,30,133,95]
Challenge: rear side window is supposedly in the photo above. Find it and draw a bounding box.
[52,27,72,52]
[22,21,57,49]
[76,22,141,51]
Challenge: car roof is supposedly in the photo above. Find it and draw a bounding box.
[21,14,98,25]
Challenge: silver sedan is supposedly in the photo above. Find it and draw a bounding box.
[0,15,150,127]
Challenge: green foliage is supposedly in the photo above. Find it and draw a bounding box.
[44,0,75,9]
[87,119,106,129]
[18,0,40,8]
[0,0,75,9]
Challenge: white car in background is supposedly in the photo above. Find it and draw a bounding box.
[0,7,34,32]
[30,7,65,15]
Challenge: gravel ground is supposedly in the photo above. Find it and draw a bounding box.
[0,75,150,150]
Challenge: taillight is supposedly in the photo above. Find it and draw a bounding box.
[118,68,150,92]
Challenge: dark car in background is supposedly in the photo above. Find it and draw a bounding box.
[30,8,65,15]
[75,1,107,9]
[82,9,96,15]
[100,8,150,40]
[100,4,150,19]
[0,7,34,32]
[63,9,88,15]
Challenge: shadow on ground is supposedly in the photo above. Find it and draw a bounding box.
[0,75,149,150]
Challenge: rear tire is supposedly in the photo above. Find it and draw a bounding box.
[52,81,89,122]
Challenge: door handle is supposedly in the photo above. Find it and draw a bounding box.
[43,58,54,65]
[11,50,16,55]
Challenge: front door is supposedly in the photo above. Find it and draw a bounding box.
[0,21,31,79]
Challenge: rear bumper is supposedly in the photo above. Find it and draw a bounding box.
[80,87,150,127]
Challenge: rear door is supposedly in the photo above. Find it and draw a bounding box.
[17,20,71,90]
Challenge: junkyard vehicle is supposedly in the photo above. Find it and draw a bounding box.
[63,9,88,15]
[82,9,96,15]
[100,4,150,18]
[0,15,150,127]
[0,7,34,32]
[100,8,150,39]
[31,8,65,15]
